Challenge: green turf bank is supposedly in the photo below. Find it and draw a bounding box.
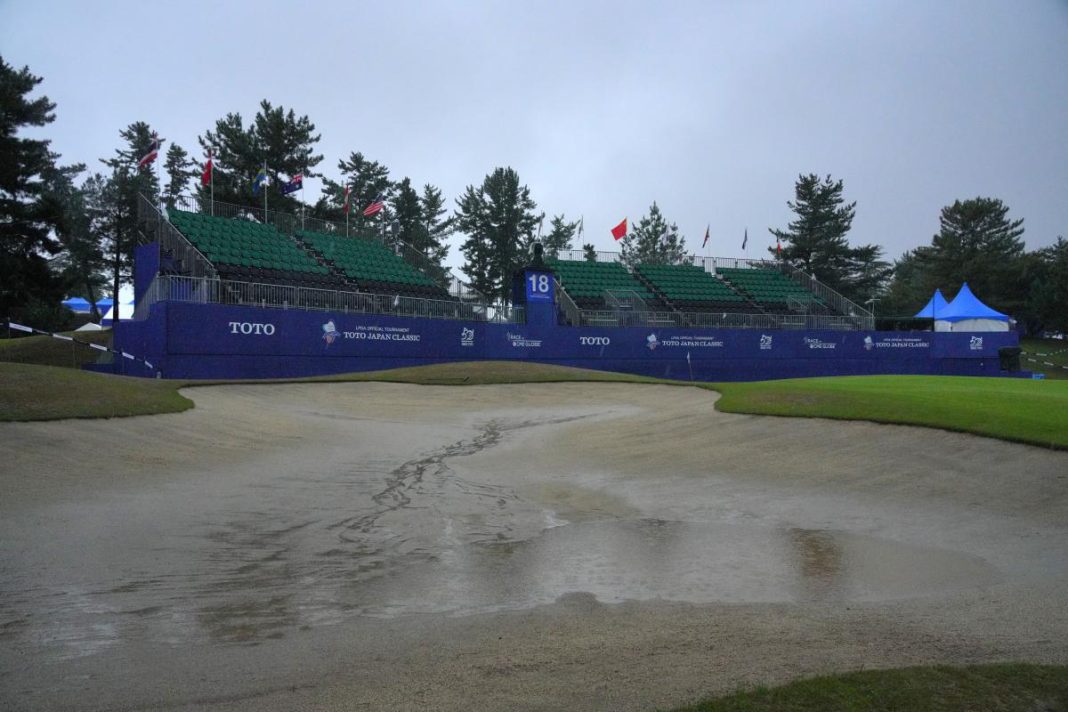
[104,242,1023,381]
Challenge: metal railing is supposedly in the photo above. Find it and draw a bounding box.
[137,274,525,324]
[572,309,864,330]
[138,194,217,279]
[554,279,583,327]
[777,263,872,328]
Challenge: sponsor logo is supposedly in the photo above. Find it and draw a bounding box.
[580,336,611,346]
[863,335,874,351]
[759,334,773,350]
[646,333,659,350]
[803,337,837,350]
[229,321,275,336]
[661,335,723,348]
[507,331,542,348]
[461,327,475,347]
[970,336,984,351]
[873,336,930,349]
[322,320,340,346]
[337,324,421,342]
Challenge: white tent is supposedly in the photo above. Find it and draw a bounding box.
[933,283,1011,332]
[101,301,135,324]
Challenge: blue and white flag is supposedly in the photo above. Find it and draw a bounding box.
[252,167,270,195]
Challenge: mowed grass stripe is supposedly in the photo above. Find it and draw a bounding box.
[669,663,1068,712]
[709,375,1068,449]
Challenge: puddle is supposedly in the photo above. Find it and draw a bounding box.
[336,519,1000,618]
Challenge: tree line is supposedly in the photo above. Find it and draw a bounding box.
[2,56,1065,333]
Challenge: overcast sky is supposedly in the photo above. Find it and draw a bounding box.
[3,0,1066,270]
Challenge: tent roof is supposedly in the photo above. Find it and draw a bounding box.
[938,282,1009,322]
[913,289,951,319]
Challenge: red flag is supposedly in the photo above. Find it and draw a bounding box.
[610,218,627,240]
[200,150,213,186]
[776,237,782,257]
[342,185,352,214]
[702,224,710,248]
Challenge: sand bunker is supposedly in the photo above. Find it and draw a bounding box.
[1,382,1066,711]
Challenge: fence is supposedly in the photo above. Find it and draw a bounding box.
[571,309,864,330]
[137,274,524,324]
[138,195,217,279]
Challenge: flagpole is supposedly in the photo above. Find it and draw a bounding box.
[209,149,214,216]
[262,160,268,221]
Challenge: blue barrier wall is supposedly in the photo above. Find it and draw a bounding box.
[116,300,1018,380]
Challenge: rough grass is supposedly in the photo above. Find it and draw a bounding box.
[709,375,1068,450]
[0,362,193,421]
[669,664,1068,712]
[1021,337,1068,380]
[2,360,1066,450]
[0,331,112,369]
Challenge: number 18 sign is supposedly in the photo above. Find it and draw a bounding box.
[525,272,553,302]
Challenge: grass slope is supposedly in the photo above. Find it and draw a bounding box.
[305,360,665,386]
[671,664,1068,712]
[1021,337,1068,380]
[710,375,1068,449]
[2,359,1066,451]
[0,331,112,369]
[0,362,193,421]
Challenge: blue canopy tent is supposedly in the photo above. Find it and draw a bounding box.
[61,297,92,313]
[913,289,950,320]
[932,283,1010,332]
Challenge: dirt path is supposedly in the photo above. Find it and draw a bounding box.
[2,383,1066,711]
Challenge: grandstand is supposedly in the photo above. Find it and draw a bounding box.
[717,266,825,314]
[546,258,659,309]
[297,230,450,300]
[115,195,1018,382]
[636,263,749,312]
[167,209,341,289]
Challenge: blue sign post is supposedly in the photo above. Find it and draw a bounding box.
[523,270,556,326]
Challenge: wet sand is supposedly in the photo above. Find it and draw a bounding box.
[1,382,1066,711]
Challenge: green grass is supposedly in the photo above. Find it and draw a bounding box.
[1021,337,1068,380]
[3,359,1066,451]
[0,362,193,421]
[0,331,112,369]
[709,375,1068,449]
[302,360,666,386]
[669,664,1068,712]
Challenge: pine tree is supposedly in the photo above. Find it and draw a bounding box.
[317,151,392,233]
[420,184,453,263]
[770,173,889,303]
[100,121,161,312]
[455,167,542,302]
[1029,237,1068,334]
[537,214,578,259]
[162,143,195,208]
[45,167,109,321]
[620,202,686,266]
[583,243,598,262]
[197,100,322,214]
[919,197,1026,312]
[0,57,66,317]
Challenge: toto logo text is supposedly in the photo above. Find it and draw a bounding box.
[228,321,276,336]
[579,336,611,346]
